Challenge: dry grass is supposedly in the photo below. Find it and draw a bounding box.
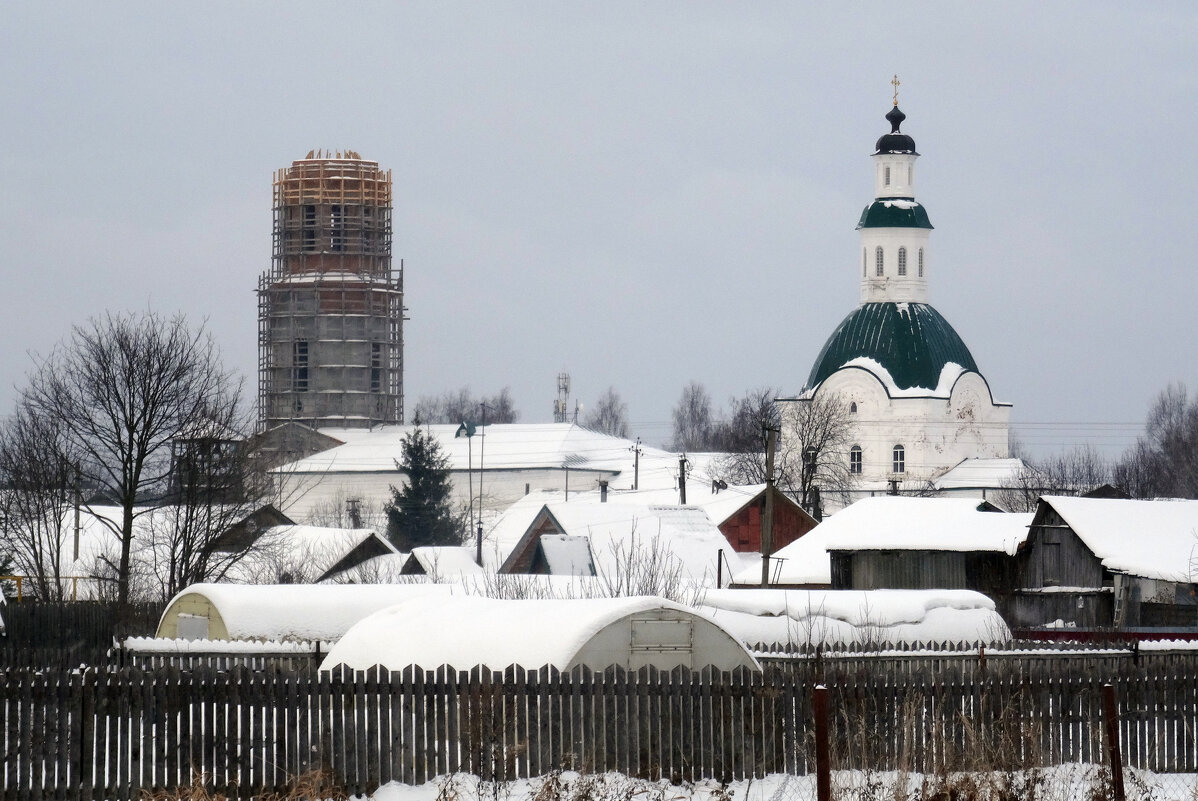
[141,768,346,801]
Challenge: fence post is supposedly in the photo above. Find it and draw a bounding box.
[814,685,830,801]
[1102,683,1125,801]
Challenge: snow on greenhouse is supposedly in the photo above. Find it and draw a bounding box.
[156,582,453,642]
[698,588,1010,649]
[320,595,760,672]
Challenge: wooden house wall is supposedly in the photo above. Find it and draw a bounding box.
[718,490,816,553]
[1018,509,1106,590]
[832,550,967,590]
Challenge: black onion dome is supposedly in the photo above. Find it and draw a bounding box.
[874,105,918,155]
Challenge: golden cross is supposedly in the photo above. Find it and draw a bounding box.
[891,75,901,106]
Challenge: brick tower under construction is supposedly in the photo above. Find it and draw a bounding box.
[258,151,404,430]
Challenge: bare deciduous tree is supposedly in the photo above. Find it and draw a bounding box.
[0,401,82,600]
[412,386,520,425]
[1113,383,1198,499]
[780,392,858,514]
[713,387,786,486]
[995,445,1112,512]
[20,312,242,605]
[671,381,714,452]
[583,386,629,438]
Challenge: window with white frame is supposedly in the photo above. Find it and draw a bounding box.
[919,248,924,277]
[875,246,884,276]
[892,444,905,474]
[850,445,862,475]
[898,247,907,276]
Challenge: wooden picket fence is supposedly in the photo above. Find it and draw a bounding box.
[2,650,1198,800]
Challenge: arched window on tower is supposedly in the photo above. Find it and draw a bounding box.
[862,248,867,277]
[919,248,924,277]
[892,444,905,474]
[849,401,857,413]
[850,445,862,475]
[875,247,884,277]
[884,165,891,187]
[907,165,912,184]
[898,247,907,276]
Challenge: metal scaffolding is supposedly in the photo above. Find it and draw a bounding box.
[257,152,405,431]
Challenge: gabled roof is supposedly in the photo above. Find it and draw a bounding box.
[500,502,727,585]
[1034,496,1198,581]
[274,423,687,489]
[932,458,1027,490]
[402,546,485,579]
[733,496,1031,587]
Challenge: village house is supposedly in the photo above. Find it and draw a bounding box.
[1009,496,1198,632]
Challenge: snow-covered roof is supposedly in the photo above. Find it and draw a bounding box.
[320,595,754,671]
[405,546,485,579]
[732,496,1031,586]
[503,502,728,585]
[226,524,398,584]
[822,497,1031,554]
[159,583,454,641]
[274,423,689,490]
[932,458,1028,490]
[698,588,1010,647]
[540,479,776,527]
[1039,496,1198,581]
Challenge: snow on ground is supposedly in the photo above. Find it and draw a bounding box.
[362,767,1198,801]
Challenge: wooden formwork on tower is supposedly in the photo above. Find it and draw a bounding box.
[257,151,405,431]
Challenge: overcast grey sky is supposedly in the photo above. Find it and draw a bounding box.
[2,3,1195,456]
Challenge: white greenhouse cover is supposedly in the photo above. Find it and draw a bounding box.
[161,582,453,642]
[320,595,739,671]
[699,588,1010,647]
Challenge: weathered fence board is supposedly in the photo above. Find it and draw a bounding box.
[3,650,1198,800]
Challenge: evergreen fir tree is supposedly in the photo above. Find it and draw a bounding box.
[385,422,465,550]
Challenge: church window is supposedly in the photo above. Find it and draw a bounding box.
[892,444,905,474]
[862,249,867,277]
[907,165,912,184]
[849,402,857,413]
[875,247,884,276]
[918,248,924,277]
[850,445,862,474]
[884,166,891,186]
[898,247,907,276]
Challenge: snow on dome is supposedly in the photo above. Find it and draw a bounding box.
[699,588,1009,648]
[321,595,760,672]
[156,583,454,642]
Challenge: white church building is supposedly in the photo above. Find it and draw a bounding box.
[786,101,1012,499]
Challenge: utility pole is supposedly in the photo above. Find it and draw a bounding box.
[476,402,490,567]
[630,438,642,490]
[678,455,688,504]
[760,426,778,587]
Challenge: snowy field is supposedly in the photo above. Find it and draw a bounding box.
[361,767,1198,801]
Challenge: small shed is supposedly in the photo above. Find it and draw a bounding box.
[499,503,727,585]
[156,583,452,642]
[320,595,761,672]
[401,546,486,579]
[1011,496,1198,630]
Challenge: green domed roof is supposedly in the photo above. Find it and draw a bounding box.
[857,199,933,230]
[807,302,979,393]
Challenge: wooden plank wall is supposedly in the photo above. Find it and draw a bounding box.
[1,650,1196,800]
